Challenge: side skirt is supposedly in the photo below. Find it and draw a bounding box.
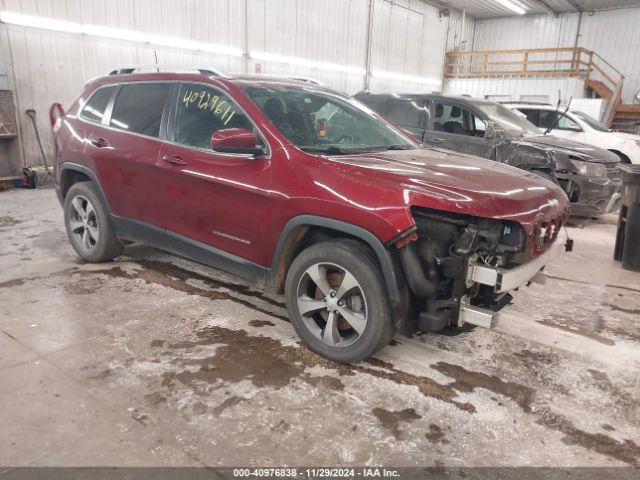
[110,215,268,287]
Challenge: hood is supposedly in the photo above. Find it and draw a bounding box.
[607,131,640,142]
[323,147,570,237]
[523,135,620,164]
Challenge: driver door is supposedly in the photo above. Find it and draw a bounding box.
[156,82,274,266]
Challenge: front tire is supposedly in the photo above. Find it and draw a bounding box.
[64,181,123,262]
[285,240,394,363]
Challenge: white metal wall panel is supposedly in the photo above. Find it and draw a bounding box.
[472,13,577,51]
[4,0,452,165]
[369,0,447,92]
[444,77,585,106]
[446,9,475,52]
[578,7,640,104]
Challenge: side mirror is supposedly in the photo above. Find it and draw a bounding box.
[485,123,496,139]
[211,128,265,157]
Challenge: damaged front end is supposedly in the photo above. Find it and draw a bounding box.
[396,207,566,332]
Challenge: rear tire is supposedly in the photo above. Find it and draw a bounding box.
[285,240,394,363]
[64,181,123,262]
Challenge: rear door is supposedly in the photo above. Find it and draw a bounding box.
[423,100,494,159]
[156,82,274,266]
[86,81,172,227]
[382,98,428,141]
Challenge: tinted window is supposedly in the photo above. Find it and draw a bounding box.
[535,111,580,131]
[174,83,254,150]
[518,109,540,125]
[80,86,116,123]
[433,103,485,137]
[385,100,424,128]
[110,83,171,137]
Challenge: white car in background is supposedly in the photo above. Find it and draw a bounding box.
[505,103,640,164]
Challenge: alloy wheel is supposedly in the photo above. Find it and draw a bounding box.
[296,262,368,347]
[68,195,100,253]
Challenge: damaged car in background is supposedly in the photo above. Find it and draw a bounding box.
[52,70,571,363]
[355,92,622,218]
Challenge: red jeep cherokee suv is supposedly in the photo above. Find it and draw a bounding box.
[51,68,570,363]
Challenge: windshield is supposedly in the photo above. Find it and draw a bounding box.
[476,103,541,136]
[572,111,610,132]
[243,85,417,154]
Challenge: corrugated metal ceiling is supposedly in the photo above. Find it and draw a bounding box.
[433,0,640,18]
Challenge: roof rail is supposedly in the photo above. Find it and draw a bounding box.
[500,101,553,106]
[107,65,227,77]
[234,74,324,86]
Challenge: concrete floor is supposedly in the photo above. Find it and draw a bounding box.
[0,188,639,468]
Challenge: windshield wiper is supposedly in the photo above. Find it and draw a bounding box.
[385,144,415,150]
[299,146,350,155]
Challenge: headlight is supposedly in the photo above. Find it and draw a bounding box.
[570,159,606,177]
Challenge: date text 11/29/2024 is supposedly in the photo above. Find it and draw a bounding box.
[232,468,401,478]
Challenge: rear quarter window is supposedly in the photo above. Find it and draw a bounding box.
[109,83,172,138]
[80,86,116,123]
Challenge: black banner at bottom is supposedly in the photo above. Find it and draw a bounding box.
[0,467,639,480]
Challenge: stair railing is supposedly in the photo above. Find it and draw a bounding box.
[445,47,624,126]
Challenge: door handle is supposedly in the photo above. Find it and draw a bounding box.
[431,137,446,143]
[162,154,187,166]
[90,137,110,148]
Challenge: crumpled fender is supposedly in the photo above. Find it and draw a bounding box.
[494,139,557,172]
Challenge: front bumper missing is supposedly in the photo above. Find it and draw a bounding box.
[459,241,563,329]
[468,240,563,294]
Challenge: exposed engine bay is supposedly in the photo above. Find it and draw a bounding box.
[399,207,550,333]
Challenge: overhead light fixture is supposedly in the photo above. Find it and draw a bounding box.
[250,51,366,76]
[82,24,146,43]
[0,11,82,34]
[371,70,441,87]
[493,0,527,15]
[0,11,243,57]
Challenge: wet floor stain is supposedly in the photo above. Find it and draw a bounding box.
[425,424,449,444]
[606,303,640,315]
[431,362,535,412]
[212,396,247,415]
[536,408,640,467]
[303,374,345,391]
[144,392,167,406]
[0,278,25,288]
[545,274,640,294]
[152,326,478,414]
[249,319,276,328]
[0,216,20,228]
[371,407,421,440]
[9,255,638,466]
[536,319,615,346]
[88,369,114,381]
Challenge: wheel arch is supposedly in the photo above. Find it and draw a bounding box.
[608,149,631,164]
[58,163,111,214]
[269,215,403,305]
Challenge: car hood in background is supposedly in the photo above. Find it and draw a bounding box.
[606,131,640,142]
[323,147,570,237]
[523,134,620,164]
